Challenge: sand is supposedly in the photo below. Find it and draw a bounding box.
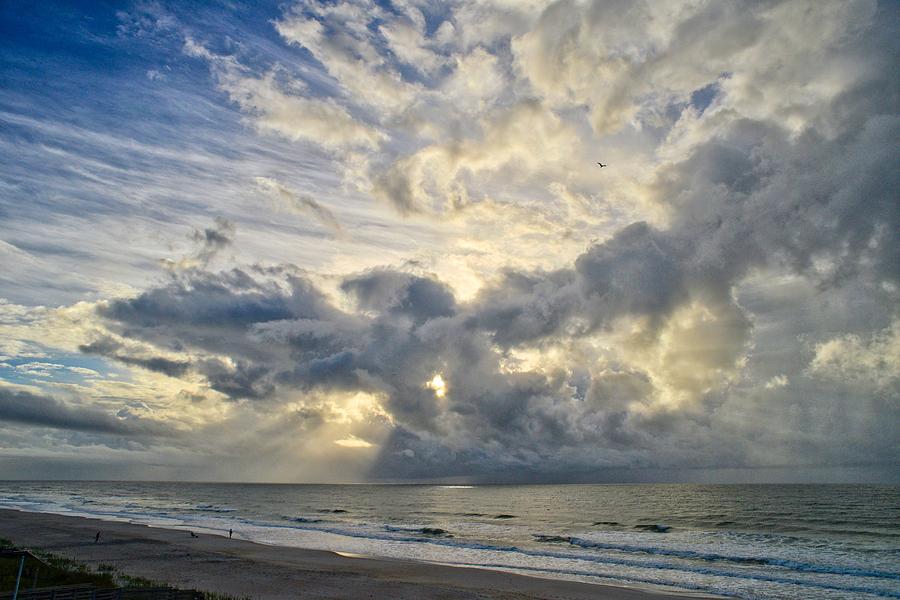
[0,509,722,599]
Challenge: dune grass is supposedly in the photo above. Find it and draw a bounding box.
[0,538,249,599]
[0,550,116,591]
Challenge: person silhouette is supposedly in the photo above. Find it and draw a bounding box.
[95,531,100,543]
[229,528,233,539]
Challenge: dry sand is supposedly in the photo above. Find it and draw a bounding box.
[0,508,722,599]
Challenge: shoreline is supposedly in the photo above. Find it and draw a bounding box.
[0,508,722,599]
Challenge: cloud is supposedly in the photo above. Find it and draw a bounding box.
[764,375,789,390]
[80,336,192,378]
[341,269,457,323]
[158,216,236,271]
[12,362,66,377]
[373,100,582,214]
[1,0,898,482]
[55,220,775,477]
[807,319,900,392]
[511,0,878,135]
[379,16,445,76]
[0,386,172,437]
[274,2,419,115]
[184,39,384,151]
[254,177,344,237]
[79,80,899,474]
[441,47,507,112]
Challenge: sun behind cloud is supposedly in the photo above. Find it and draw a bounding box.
[334,435,374,449]
[426,374,447,398]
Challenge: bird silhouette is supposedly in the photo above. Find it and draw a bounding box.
[597,162,607,168]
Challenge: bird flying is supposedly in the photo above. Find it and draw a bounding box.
[597,162,607,167]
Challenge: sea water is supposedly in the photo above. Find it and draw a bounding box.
[0,482,897,599]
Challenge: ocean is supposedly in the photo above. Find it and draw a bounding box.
[0,482,897,599]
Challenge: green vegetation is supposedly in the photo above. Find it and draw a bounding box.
[1,539,251,599]
[0,553,116,592]
[115,571,161,588]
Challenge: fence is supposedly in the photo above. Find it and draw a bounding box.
[0,586,202,600]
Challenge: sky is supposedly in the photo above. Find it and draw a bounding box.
[0,0,897,483]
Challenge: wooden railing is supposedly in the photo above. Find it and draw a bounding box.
[0,586,202,600]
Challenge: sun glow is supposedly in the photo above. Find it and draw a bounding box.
[426,373,447,398]
[334,435,374,448]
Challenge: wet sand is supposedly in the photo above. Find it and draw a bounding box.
[0,508,722,599]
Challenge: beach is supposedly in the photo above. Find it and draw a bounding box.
[0,508,720,599]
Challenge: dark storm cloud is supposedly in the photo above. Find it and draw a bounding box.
[198,357,274,399]
[657,118,900,289]
[0,388,172,437]
[342,270,457,323]
[465,222,691,348]
[80,337,191,378]
[469,109,899,354]
[101,269,295,329]
[116,355,191,378]
[466,269,579,347]
[84,246,685,477]
[86,94,900,471]
[73,0,899,480]
[88,267,348,400]
[575,223,686,319]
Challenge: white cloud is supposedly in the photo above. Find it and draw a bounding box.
[373,100,582,214]
[442,48,506,112]
[275,4,419,115]
[764,375,789,389]
[379,18,444,75]
[807,319,900,392]
[185,40,384,151]
[511,0,878,136]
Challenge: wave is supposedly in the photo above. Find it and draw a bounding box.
[282,516,326,524]
[459,560,741,598]
[533,535,570,543]
[268,520,900,597]
[234,514,900,585]
[193,504,236,513]
[4,497,899,599]
[385,525,453,537]
[467,561,900,600]
[633,524,671,533]
[566,537,900,580]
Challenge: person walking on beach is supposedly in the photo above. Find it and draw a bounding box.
[229,528,233,539]
[94,531,100,543]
